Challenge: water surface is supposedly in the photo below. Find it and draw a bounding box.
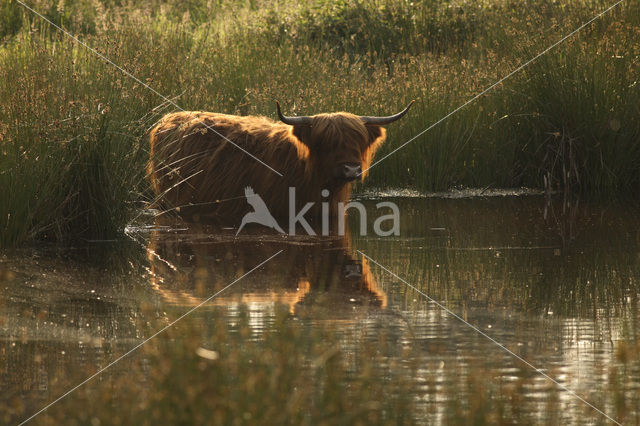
[1,194,639,424]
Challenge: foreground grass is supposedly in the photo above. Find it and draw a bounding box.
[17,305,417,425]
[8,303,638,425]
[1,0,639,246]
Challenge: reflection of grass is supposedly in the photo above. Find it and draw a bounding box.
[14,303,637,425]
[354,197,640,317]
[32,305,417,425]
[1,0,639,246]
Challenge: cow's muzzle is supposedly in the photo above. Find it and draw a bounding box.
[335,163,362,181]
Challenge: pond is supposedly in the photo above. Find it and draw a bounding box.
[1,193,639,425]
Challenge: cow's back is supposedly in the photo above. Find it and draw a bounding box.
[147,111,308,220]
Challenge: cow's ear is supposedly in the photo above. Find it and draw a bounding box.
[366,125,386,146]
[292,125,313,148]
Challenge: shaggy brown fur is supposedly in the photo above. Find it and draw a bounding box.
[147,110,386,225]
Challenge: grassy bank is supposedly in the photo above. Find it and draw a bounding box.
[1,0,639,246]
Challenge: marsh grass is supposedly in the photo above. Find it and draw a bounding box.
[29,305,419,425]
[15,302,639,425]
[1,0,639,246]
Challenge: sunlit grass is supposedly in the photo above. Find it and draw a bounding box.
[1,0,638,246]
[18,305,417,425]
[9,302,638,425]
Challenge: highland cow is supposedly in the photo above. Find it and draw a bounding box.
[147,101,413,227]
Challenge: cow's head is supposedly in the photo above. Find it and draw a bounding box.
[277,101,414,188]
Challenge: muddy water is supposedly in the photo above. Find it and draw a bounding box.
[1,194,639,424]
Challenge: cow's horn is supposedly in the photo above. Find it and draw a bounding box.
[276,101,313,126]
[360,100,415,125]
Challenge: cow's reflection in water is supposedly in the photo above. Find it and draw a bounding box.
[146,219,386,318]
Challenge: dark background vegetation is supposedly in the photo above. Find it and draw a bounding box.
[1,0,639,246]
